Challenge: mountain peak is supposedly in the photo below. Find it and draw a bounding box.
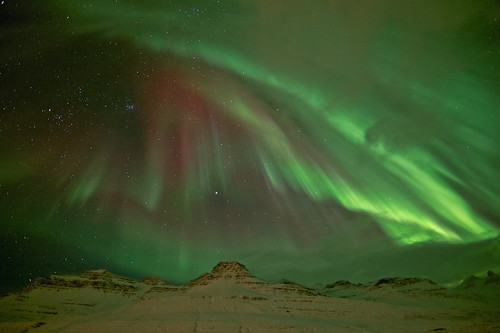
[458,270,500,289]
[211,261,250,275]
[185,261,263,287]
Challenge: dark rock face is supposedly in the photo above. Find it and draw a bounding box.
[142,276,166,285]
[25,270,138,295]
[322,276,445,299]
[324,277,438,292]
[268,282,319,296]
[185,261,265,287]
[33,276,86,289]
[325,280,361,289]
[374,277,437,288]
[141,276,181,293]
[211,261,251,276]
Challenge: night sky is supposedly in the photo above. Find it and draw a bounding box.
[1,0,500,293]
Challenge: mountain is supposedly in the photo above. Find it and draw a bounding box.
[26,269,139,294]
[185,261,318,297]
[322,276,445,301]
[0,262,499,332]
[457,270,500,290]
[185,261,263,287]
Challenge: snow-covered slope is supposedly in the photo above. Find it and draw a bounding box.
[0,262,499,332]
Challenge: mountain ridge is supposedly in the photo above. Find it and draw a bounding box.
[11,261,500,297]
[184,261,266,288]
[1,261,499,333]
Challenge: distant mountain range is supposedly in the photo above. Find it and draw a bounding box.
[1,262,499,332]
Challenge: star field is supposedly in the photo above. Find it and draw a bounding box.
[1,0,500,292]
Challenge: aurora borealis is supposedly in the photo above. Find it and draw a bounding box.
[1,1,500,292]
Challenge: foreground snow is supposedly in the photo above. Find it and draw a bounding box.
[1,262,499,332]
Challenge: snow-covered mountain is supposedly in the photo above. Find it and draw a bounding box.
[185,261,264,287]
[0,262,499,332]
[456,270,500,290]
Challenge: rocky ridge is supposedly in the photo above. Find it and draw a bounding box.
[21,269,183,297]
[456,270,500,289]
[26,269,138,295]
[323,276,447,300]
[185,261,262,287]
[17,263,500,297]
[1,262,499,333]
[15,262,499,299]
[185,261,319,296]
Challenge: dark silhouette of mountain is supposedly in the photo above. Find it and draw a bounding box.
[457,270,500,289]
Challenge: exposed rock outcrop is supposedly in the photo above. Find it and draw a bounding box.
[25,270,138,295]
[373,277,438,289]
[185,261,266,288]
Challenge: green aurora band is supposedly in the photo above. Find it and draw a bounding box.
[55,0,499,243]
